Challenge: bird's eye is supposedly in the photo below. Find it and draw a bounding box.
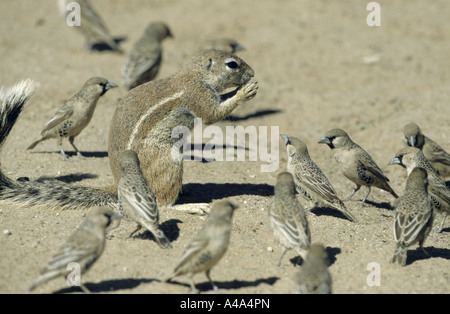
[226,60,239,69]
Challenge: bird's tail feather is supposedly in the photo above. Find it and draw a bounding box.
[28,270,61,293]
[390,246,407,266]
[334,201,358,223]
[140,220,172,249]
[153,229,172,249]
[27,138,43,150]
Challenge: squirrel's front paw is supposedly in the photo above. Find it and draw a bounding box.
[238,81,258,101]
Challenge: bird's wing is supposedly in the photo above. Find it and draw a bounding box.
[123,43,161,80]
[294,163,339,202]
[118,177,159,223]
[428,179,450,205]
[41,104,74,133]
[42,234,101,273]
[431,150,450,166]
[79,0,108,31]
[393,198,433,246]
[174,232,209,271]
[270,202,308,246]
[360,150,389,181]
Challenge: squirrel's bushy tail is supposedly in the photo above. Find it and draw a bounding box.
[0,79,118,210]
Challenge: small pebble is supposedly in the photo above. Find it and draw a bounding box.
[3,229,12,235]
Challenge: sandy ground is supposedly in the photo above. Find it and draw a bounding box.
[0,0,449,294]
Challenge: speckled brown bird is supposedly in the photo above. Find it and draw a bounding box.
[121,22,172,90]
[27,77,117,160]
[318,128,398,206]
[269,172,311,267]
[390,146,450,233]
[402,122,450,178]
[164,200,238,293]
[118,150,171,248]
[390,167,434,266]
[28,207,122,293]
[281,134,358,223]
[292,243,332,294]
[58,0,122,52]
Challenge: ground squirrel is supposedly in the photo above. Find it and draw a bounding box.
[109,49,258,211]
[0,50,257,213]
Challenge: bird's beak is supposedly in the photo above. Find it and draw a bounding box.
[318,136,331,145]
[280,134,290,145]
[111,212,123,222]
[388,157,403,167]
[408,136,416,147]
[234,43,245,52]
[106,81,117,90]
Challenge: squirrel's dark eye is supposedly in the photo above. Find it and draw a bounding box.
[226,61,239,69]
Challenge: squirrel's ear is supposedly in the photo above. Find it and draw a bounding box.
[205,58,214,71]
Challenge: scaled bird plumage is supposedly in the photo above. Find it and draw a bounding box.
[390,146,450,232]
[281,134,357,222]
[118,150,171,248]
[390,167,434,266]
[269,172,311,266]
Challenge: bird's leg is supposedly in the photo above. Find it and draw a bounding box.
[69,136,85,158]
[58,145,70,161]
[189,275,199,294]
[277,248,287,267]
[421,247,431,257]
[437,212,447,233]
[206,270,219,292]
[105,217,122,239]
[80,284,91,294]
[360,187,371,206]
[345,185,361,201]
[419,240,431,257]
[85,37,94,52]
[123,224,142,239]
